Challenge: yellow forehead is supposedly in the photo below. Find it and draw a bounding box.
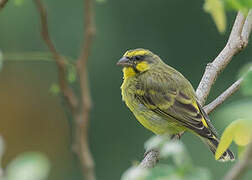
[123,49,150,57]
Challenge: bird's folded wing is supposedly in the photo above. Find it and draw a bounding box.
[135,72,214,137]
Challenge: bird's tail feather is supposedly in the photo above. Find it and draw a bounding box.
[200,136,235,162]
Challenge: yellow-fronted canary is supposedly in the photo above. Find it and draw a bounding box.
[117,48,234,161]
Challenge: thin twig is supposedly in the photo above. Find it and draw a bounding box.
[139,10,252,169]
[34,0,96,180]
[73,0,96,179]
[34,0,78,112]
[196,11,251,105]
[223,142,252,180]
[203,77,243,114]
[0,0,8,10]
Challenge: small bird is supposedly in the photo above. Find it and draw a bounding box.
[117,48,234,162]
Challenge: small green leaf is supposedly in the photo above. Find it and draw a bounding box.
[5,152,50,180]
[224,0,252,14]
[49,83,60,95]
[215,122,234,160]
[67,64,77,83]
[216,119,252,160]
[204,0,226,33]
[232,119,252,146]
[121,166,149,180]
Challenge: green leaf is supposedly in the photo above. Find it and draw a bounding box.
[67,64,77,83]
[224,0,252,14]
[215,119,252,160]
[215,123,234,160]
[121,166,149,180]
[232,119,252,146]
[49,83,60,95]
[204,0,226,33]
[5,152,50,180]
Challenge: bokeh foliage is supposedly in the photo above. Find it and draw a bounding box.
[0,0,251,180]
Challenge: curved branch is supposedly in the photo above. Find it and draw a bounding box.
[196,11,251,105]
[34,0,78,112]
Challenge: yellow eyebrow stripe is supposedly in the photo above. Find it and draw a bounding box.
[124,49,150,57]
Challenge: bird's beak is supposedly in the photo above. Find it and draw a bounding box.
[116,57,131,67]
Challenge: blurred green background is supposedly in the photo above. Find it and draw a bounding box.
[0,0,252,179]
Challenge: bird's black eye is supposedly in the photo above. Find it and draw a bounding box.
[133,55,143,61]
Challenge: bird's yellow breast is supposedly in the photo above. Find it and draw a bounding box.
[120,75,185,135]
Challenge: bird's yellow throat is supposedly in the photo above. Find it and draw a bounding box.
[122,61,150,79]
[123,67,136,79]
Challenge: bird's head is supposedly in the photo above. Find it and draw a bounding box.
[117,48,160,79]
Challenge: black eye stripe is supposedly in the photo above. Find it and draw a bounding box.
[131,55,145,61]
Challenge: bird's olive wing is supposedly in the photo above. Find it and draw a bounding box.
[135,71,212,137]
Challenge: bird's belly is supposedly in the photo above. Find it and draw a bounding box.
[121,80,184,135]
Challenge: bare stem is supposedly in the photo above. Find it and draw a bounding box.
[34,0,96,179]
[74,0,96,179]
[34,0,78,112]
[203,77,243,114]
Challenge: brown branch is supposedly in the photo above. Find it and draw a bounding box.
[73,0,96,179]
[34,0,78,112]
[203,77,243,114]
[139,10,252,169]
[34,0,96,180]
[0,0,8,10]
[223,142,252,180]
